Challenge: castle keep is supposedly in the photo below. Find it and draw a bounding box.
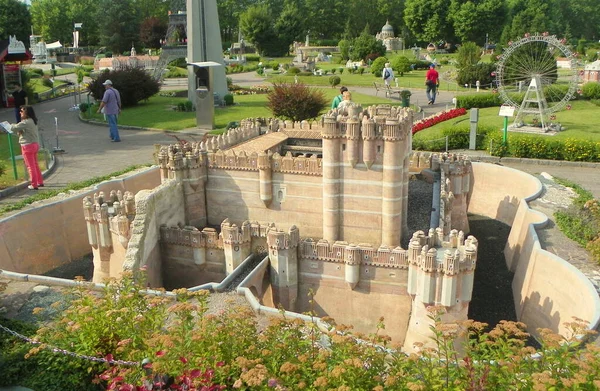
[82,105,477,351]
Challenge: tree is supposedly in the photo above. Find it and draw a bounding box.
[239,4,287,56]
[500,0,553,43]
[349,29,387,61]
[456,41,480,70]
[448,0,505,44]
[96,0,140,54]
[30,0,72,44]
[274,2,305,54]
[0,0,31,45]
[404,0,453,43]
[304,0,345,41]
[89,67,159,107]
[67,0,101,46]
[267,82,327,122]
[392,56,411,76]
[139,16,167,49]
[217,0,255,44]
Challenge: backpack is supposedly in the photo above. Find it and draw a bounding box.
[384,69,390,79]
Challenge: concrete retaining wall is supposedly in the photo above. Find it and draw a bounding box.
[0,167,160,275]
[468,162,600,337]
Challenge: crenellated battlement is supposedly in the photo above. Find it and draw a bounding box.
[299,238,409,269]
[319,105,413,142]
[82,190,136,249]
[158,143,204,172]
[160,225,221,249]
[407,229,478,276]
[267,225,300,250]
[205,150,322,175]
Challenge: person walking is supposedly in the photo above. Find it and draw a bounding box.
[382,63,394,87]
[96,79,122,142]
[8,83,28,122]
[11,105,44,190]
[425,64,440,104]
[331,86,348,109]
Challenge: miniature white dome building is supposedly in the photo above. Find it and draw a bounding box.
[376,20,404,51]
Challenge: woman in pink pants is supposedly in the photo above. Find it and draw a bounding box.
[12,105,44,190]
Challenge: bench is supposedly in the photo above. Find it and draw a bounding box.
[373,82,385,96]
[385,85,403,99]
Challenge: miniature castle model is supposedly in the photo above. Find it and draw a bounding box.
[376,21,404,51]
[82,105,477,352]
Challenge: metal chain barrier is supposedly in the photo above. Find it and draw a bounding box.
[0,322,138,367]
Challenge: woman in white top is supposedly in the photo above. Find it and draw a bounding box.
[11,105,44,190]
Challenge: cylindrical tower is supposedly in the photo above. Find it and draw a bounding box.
[381,120,404,247]
[258,152,273,206]
[361,118,377,169]
[345,118,360,167]
[322,115,342,242]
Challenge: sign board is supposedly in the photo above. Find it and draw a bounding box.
[499,105,516,117]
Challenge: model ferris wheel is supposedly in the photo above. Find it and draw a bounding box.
[495,34,579,131]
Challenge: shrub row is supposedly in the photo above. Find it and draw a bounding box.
[553,180,600,264]
[415,122,600,162]
[20,272,600,390]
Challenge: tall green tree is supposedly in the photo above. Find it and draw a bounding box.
[30,0,72,44]
[0,0,31,45]
[96,0,140,54]
[239,4,287,56]
[217,0,255,44]
[448,0,505,44]
[500,0,553,43]
[348,28,387,61]
[404,0,453,43]
[274,2,305,54]
[304,0,345,41]
[456,41,480,69]
[68,0,101,46]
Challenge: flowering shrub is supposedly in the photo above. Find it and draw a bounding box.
[412,108,467,134]
[229,85,270,95]
[267,82,327,121]
[22,273,600,390]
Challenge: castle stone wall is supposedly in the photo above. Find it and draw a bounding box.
[121,180,185,287]
[0,167,159,275]
[205,169,324,238]
[297,259,412,342]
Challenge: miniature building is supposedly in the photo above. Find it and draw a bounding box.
[376,21,404,51]
[583,60,600,83]
[82,105,476,349]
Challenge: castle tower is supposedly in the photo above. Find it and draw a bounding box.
[440,154,471,234]
[381,116,410,247]
[258,151,273,206]
[321,115,342,242]
[157,143,208,227]
[83,190,136,282]
[221,219,252,274]
[267,225,300,311]
[361,117,377,169]
[403,230,478,354]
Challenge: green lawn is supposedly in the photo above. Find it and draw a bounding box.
[265,69,465,92]
[415,100,600,142]
[28,78,69,94]
[0,132,50,189]
[82,89,398,131]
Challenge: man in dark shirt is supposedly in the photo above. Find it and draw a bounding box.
[10,83,28,122]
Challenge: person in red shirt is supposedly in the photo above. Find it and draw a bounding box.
[425,64,439,104]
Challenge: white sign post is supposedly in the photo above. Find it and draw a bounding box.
[499,105,516,144]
